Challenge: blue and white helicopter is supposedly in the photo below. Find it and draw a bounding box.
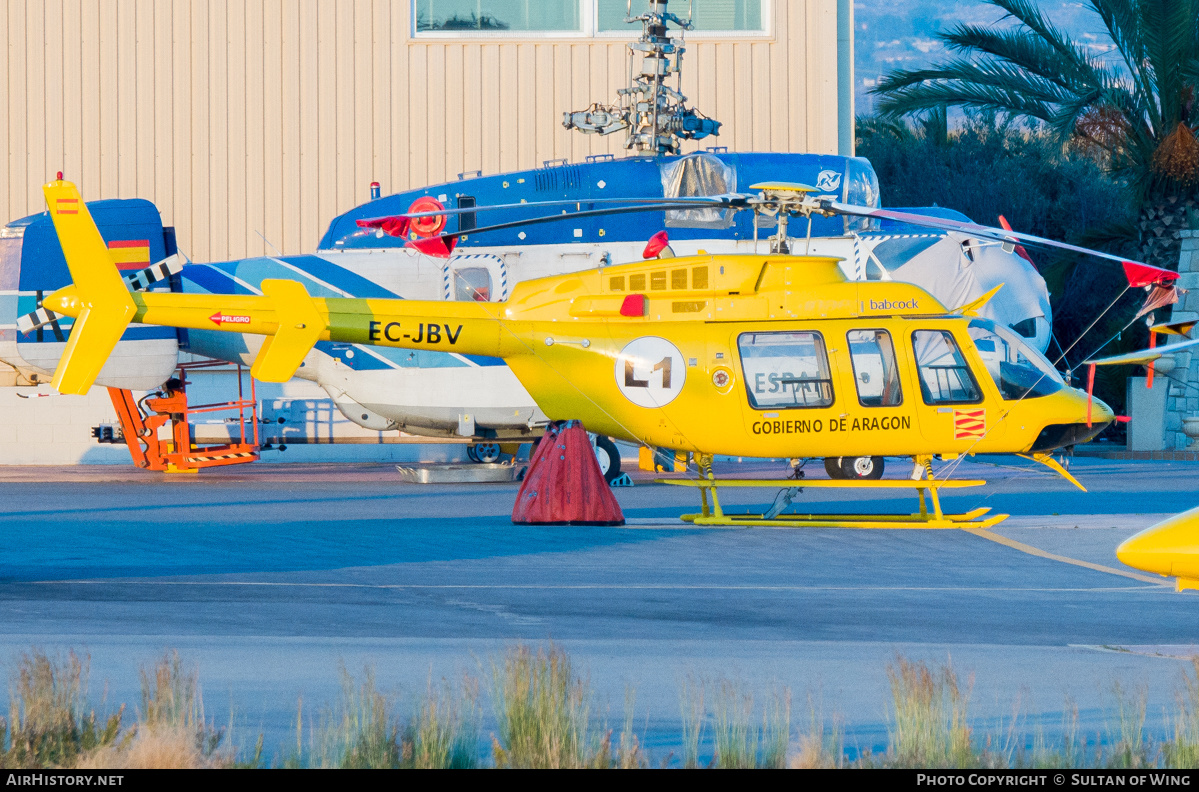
[0,1,1051,476]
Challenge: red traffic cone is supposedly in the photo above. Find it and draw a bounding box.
[512,421,624,526]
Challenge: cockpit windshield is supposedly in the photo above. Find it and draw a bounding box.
[967,318,1065,400]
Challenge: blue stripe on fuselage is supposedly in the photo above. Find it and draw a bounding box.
[181,257,506,369]
[277,255,401,298]
[182,263,258,295]
[461,354,506,367]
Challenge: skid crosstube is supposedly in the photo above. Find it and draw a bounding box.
[660,476,1009,530]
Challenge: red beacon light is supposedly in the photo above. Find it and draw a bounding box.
[643,230,674,259]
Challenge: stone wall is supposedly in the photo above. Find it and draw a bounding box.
[1164,229,1199,449]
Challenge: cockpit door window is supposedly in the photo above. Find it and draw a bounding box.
[848,329,902,407]
[912,330,982,404]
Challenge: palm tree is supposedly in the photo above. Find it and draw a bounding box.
[872,0,1199,269]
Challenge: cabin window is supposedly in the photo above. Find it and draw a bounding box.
[415,1,766,38]
[738,331,834,410]
[457,195,476,232]
[967,318,1065,400]
[452,267,491,301]
[912,330,982,404]
[848,330,902,407]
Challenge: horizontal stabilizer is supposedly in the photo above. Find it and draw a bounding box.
[17,254,183,334]
[52,304,135,394]
[250,279,325,382]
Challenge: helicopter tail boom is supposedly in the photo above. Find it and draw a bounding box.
[40,179,514,387]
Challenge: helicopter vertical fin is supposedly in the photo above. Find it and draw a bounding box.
[42,178,138,394]
[249,279,325,382]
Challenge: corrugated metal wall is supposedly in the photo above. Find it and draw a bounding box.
[1,0,840,261]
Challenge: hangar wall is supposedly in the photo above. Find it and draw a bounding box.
[0,0,841,262]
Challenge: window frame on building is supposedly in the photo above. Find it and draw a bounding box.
[410,0,772,39]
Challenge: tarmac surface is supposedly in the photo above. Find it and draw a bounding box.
[1,455,1197,761]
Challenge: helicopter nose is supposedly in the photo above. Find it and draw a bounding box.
[1090,397,1115,425]
[1028,392,1113,453]
[1117,506,1199,587]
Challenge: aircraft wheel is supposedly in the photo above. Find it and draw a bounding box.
[842,456,884,480]
[594,436,622,484]
[472,442,502,464]
[824,458,847,480]
[465,444,479,463]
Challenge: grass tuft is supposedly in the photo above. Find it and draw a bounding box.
[886,655,976,768]
[1106,681,1151,768]
[1165,658,1199,768]
[311,665,402,769]
[712,679,757,768]
[409,674,480,769]
[791,692,841,769]
[2,650,122,769]
[490,644,594,768]
[678,674,705,768]
[81,651,231,769]
[614,687,647,769]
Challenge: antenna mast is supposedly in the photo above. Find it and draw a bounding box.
[563,0,720,155]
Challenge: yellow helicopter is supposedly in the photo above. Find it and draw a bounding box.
[38,176,1132,531]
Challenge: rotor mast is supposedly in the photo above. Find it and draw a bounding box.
[562,0,721,155]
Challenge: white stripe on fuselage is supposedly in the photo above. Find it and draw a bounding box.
[270,257,352,297]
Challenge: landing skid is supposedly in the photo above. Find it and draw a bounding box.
[659,476,1009,530]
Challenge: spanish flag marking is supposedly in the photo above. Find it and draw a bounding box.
[107,239,152,271]
[55,197,79,215]
[953,408,986,440]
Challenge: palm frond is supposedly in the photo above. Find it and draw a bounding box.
[940,24,1102,91]
[986,0,1106,82]
[1138,0,1199,133]
[876,77,1059,123]
[1084,0,1161,130]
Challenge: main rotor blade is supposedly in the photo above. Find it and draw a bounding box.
[1084,336,1199,366]
[357,194,748,227]
[822,200,1152,270]
[391,201,741,243]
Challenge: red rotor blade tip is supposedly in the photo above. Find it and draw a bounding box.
[1123,260,1179,288]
